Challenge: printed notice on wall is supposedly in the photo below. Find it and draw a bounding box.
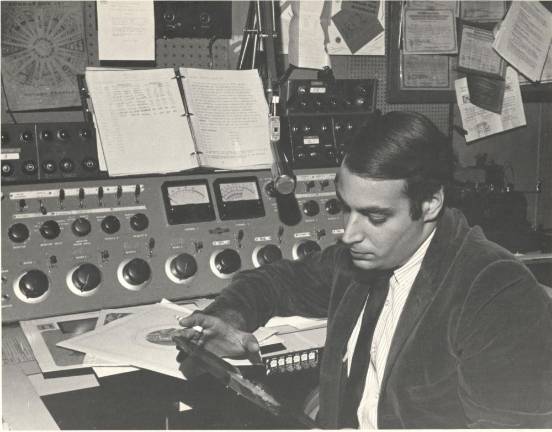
[492,1,552,82]
[403,8,458,55]
[455,67,526,143]
[97,0,155,61]
[1,2,87,110]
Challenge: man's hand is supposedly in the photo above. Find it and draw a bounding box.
[175,312,262,364]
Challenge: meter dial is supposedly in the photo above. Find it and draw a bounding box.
[167,184,210,205]
[219,182,259,202]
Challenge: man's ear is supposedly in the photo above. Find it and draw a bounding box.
[422,187,444,222]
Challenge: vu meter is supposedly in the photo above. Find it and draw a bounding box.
[162,179,215,224]
[213,177,265,220]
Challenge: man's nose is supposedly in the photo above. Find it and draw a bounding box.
[341,212,363,245]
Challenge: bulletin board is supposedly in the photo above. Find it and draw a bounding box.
[386,1,552,104]
[83,2,232,70]
[3,0,450,135]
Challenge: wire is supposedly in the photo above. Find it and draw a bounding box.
[208,35,218,69]
[1,76,18,124]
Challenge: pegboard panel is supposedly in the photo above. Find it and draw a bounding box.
[83,1,231,69]
[330,55,451,135]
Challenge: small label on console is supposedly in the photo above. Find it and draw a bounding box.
[294,232,312,238]
[254,236,272,242]
[213,240,231,246]
[1,151,20,160]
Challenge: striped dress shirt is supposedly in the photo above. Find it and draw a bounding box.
[345,228,436,429]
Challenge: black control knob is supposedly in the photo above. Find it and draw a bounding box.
[40,130,52,141]
[122,258,151,285]
[22,160,38,175]
[2,162,14,177]
[296,240,321,259]
[1,131,9,144]
[57,129,69,140]
[59,158,74,173]
[39,220,61,239]
[21,131,33,142]
[19,270,49,299]
[72,263,101,292]
[303,200,320,217]
[82,158,98,171]
[130,213,149,231]
[79,128,91,139]
[214,249,241,275]
[325,198,342,215]
[8,223,29,243]
[257,244,282,266]
[102,215,120,234]
[170,253,198,280]
[72,217,91,237]
[42,160,57,174]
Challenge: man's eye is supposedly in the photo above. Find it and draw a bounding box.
[368,215,387,225]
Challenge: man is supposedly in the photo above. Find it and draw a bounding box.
[177,111,552,428]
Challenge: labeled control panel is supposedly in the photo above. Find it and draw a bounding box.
[281,79,378,169]
[1,168,343,322]
[1,122,105,185]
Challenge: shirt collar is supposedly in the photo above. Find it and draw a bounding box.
[392,227,436,286]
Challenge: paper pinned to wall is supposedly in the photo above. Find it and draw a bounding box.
[492,1,552,83]
[455,67,526,143]
[97,0,155,61]
[287,1,330,69]
[327,0,385,55]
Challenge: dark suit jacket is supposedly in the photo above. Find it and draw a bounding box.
[204,208,552,428]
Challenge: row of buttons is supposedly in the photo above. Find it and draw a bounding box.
[2,157,99,177]
[1,128,92,144]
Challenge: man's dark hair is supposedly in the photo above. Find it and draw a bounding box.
[343,111,454,220]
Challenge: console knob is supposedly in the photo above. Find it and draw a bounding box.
[170,253,198,280]
[21,131,33,142]
[122,258,151,285]
[42,160,57,174]
[303,200,320,217]
[130,213,149,231]
[101,215,120,234]
[2,162,13,176]
[39,220,60,239]
[57,129,69,140]
[297,240,321,259]
[214,249,241,275]
[72,217,91,236]
[82,158,98,171]
[72,263,101,291]
[79,128,91,139]
[19,270,49,298]
[59,158,74,173]
[40,130,52,141]
[325,198,342,215]
[22,160,37,175]
[8,223,29,243]
[257,244,282,266]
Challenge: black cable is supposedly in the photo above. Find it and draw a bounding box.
[1,76,18,124]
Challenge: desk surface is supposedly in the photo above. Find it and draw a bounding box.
[2,363,59,430]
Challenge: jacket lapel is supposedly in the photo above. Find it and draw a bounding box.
[380,209,464,390]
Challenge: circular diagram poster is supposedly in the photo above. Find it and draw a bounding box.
[1,2,87,111]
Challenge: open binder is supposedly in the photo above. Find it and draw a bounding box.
[85,67,273,177]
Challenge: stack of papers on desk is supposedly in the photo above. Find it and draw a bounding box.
[57,302,197,379]
[56,300,327,379]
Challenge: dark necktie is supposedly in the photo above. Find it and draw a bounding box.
[340,270,393,428]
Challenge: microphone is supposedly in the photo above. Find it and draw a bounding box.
[269,115,296,195]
